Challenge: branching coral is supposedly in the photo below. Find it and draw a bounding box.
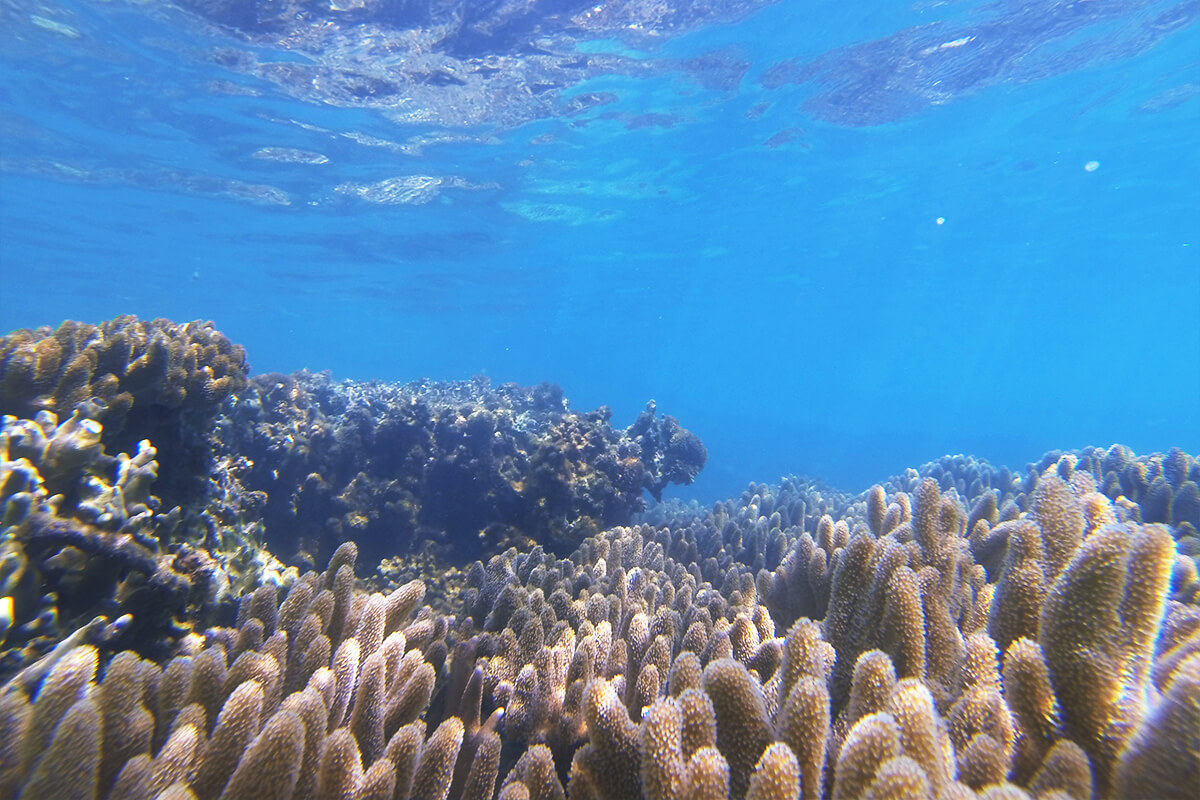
[0,545,457,800]
[436,458,1195,800]
[0,411,239,672]
[0,317,246,424]
[1,317,247,515]
[2,443,1190,800]
[1,323,1195,800]
[1038,522,1174,795]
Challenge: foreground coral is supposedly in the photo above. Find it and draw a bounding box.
[1,409,279,672]
[1,543,463,800]
[1,453,1196,800]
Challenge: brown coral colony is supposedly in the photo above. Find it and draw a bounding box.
[1,315,1197,800]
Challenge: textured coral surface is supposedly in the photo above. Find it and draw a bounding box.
[0,316,248,513]
[217,371,706,569]
[2,317,1197,800]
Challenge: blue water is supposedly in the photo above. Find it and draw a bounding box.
[2,0,1198,503]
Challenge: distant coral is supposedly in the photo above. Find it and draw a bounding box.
[218,371,706,571]
[0,316,246,425]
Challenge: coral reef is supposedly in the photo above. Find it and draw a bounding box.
[0,316,266,677]
[440,462,1197,800]
[3,315,1197,800]
[4,456,1196,799]
[3,451,1197,799]
[0,317,247,512]
[0,544,463,800]
[217,371,706,570]
[2,317,707,687]
[0,410,245,674]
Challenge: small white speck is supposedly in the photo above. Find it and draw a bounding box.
[936,217,945,225]
[1084,160,1100,172]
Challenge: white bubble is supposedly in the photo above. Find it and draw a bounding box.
[1084,160,1100,172]
[935,217,945,225]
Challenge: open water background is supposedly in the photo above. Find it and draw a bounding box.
[1,0,1198,502]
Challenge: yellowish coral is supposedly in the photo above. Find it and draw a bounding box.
[775,676,829,800]
[863,756,930,800]
[1029,475,1085,581]
[745,743,800,800]
[413,715,464,800]
[886,679,951,798]
[987,521,1046,655]
[1113,654,1200,800]
[20,694,101,800]
[685,746,731,800]
[702,659,774,799]
[832,712,901,800]
[1039,523,1174,794]
[218,709,305,800]
[640,698,684,800]
[0,443,1195,800]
